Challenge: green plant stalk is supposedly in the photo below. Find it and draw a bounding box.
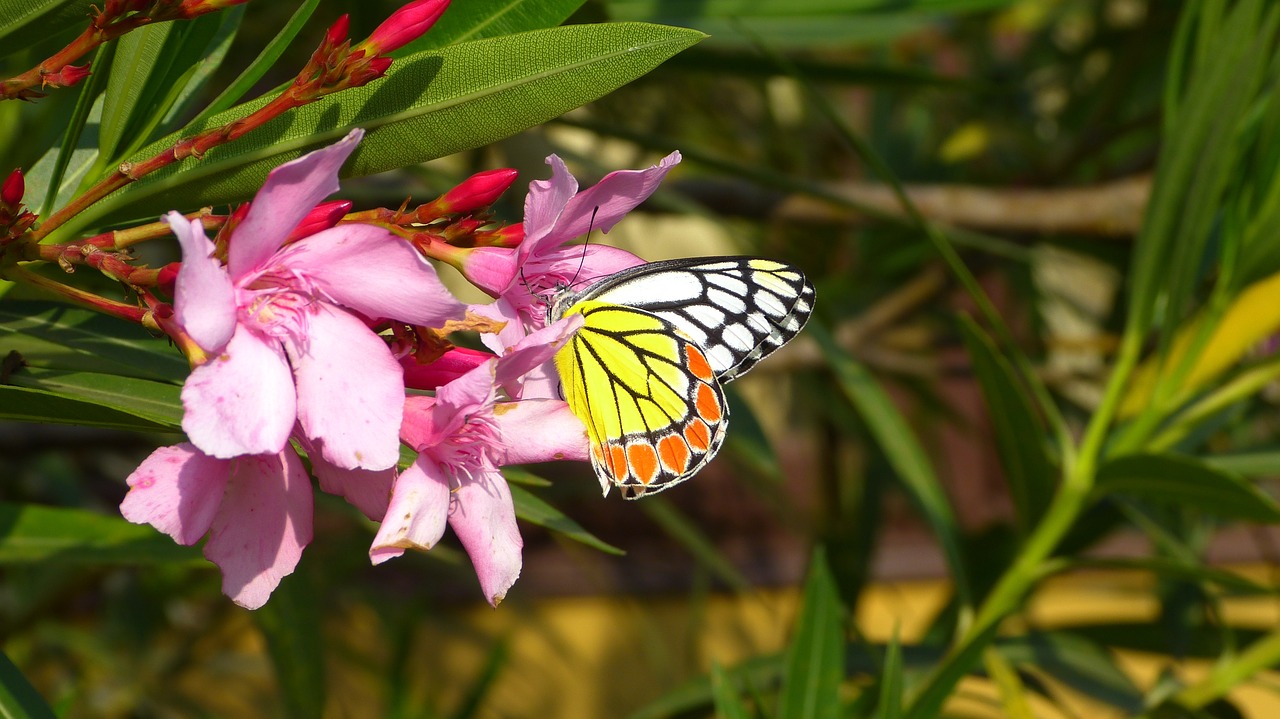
[1171,629,1280,710]
[904,329,1144,716]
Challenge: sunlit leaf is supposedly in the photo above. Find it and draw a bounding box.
[0,649,56,719]
[509,484,624,555]
[0,502,203,565]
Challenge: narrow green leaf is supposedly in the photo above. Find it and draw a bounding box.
[255,571,326,719]
[0,385,172,431]
[956,315,1056,536]
[903,622,1000,719]
[1204,451,1280,477]
[1094,454,1280,523]
[876,629,903,719]
[779,547,843,719]
[402,0,587,52]
[501,467,553,487]
[6,368,182,428]
[811,322,971,605]
[0,0,94,55]
[508,484,623,555]
[997,633,1143,713]
[155,6,245,137]
[1063,557,1273,596]
[724,387,782,481]
[0,650,56,719]
[0,502,203,565]
[68,23,706,236]
[189,0,321,123]
[982,646,1033,719]
[0,301,188,382]
[709,662,752,719]
[99,13,229,167]
[624,655,784,719]
[638,498,749,591]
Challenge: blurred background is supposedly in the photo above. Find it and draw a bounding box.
[5,0,1280,717]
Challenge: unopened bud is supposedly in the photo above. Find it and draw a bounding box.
[359,0,450,55]
[287,200,352,242]
[45,63,91,89]
[2,169,24,207]
[438,168,518,215]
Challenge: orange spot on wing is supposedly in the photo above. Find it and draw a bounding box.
[607,444,628,481]
[694,382,722,423]
[627,443,660,485]
[685,345,714,381]
[657,434,690,474]
[684,419,711,451]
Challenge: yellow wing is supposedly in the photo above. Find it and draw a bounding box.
[554,300,729,499]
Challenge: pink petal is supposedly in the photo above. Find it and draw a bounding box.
[520,154,579,258]
[120,443,231,545]
[457,246,518,297]
[494,399,589,464]
[433,360,497,417]
[304,438,395,521]
[288,304,404,471]
[450,467,523,606]
[167,212,236,353]
[228,129,364,279]
[203,450,314,610]
[493,313,583,397]
[368,460,450,564]
[274,223,465,327]
[182,324,296,458]
[473,298,530,356]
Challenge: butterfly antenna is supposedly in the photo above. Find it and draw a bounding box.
[569,206,599,290]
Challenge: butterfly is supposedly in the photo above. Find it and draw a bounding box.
[546,256,815,499]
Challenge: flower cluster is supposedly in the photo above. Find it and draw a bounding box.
[120,129,680,608]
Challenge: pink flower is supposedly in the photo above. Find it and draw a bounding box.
[356,0,451,55]
[171,128,464,471]
[121,443,312,609]
[457,151,681,328]
[370,318,588,605]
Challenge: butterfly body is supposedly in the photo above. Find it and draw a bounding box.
[548,256,814,499]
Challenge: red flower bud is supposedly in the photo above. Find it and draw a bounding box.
[2,169,24,207]
[360,0,450,55]
[325,14,351,48]
[439,168,518,214]
[45,63,91,89]
[286,200,352,242]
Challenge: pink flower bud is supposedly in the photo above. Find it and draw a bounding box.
[2,169,24,207]
[175,0,251,18]
[360,0,450,55]
[286,199,352,242]
[325,14,351,47]
[439,168,518,214]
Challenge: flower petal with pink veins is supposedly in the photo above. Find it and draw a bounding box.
[182,324,295,459]
[368,461,450,565]
[455,246,517,297]
[274,223,464,327]
[204,450,313,610]
[449,467,523,606]
[495,400,589,465]
[228,129,364,279]
[166,212,236,353]
[288,304,404,471]
[120,443,231,545]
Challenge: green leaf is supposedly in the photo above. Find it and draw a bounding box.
[956,315,1056,537]
[508,484,623,555]
[5,367,182,428]
[724,386,782,481]
[99,12,229,167]
[876,630,903,719]
[255,570,326,719]
[0,649,56,719]
[1204,450,1280,477]
[0,0,94,55]
[1094,453,1280,523]
[638,498,749,591]
[605,0,1023,48]
[998,632,1143,713]
[811,321,971,605]
[0,301,188,382]
[0,502,203,565]
[709,662,752,719]
[66,23,706,236]
[0,385,173,431]
[403,0,587,52]
[624,655,784,719]
[189,0,321,124]
[779,547,843,719]
[1063,557,1273,596]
